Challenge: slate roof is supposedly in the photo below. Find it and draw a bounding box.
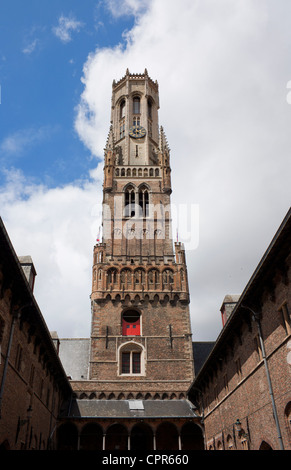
[64,399,198,419]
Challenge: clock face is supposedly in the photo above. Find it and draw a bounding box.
[129,125,146,139]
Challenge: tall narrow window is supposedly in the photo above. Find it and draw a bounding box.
[147,99,152,119]
[125,185,136,217]
[122,352,130,373]
[120,99,126,119]
[132,352,141,373]
[133,96,140,114]
[138,186,149,217]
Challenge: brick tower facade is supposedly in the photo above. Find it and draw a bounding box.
[89,69,194,399]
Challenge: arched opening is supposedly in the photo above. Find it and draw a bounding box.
[131,423,154,451]
[134,268,145,286]
[120,268,132,289]
[163,269,174,286]
[181,422,204,450]
[259,441,273,450]
[156,422,179,450]
[148,269,160,289]
[106,424,128,450]
[80,423,103,451]
[122,309,140,336]
[57,423,78,450]
[0,439,10,450]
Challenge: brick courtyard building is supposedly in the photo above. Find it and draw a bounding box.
[189,208,291,450]
[0,219,71,450]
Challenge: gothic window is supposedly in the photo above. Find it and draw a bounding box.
[120,99,126,119]
[138,185,149,217]
[149,168,154,177]
[107,268,117,287]
[155,168,159,177]
[120,268,132,286]
[122,310,140,336]
[115,168,120,176]
[124,185,135,217]
[133,96,140,114]
[134,268,145,285]
[132,168,136,177]
[148,269,159,289]
[163,269,174,285]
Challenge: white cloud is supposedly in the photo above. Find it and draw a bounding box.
[53,14,84,43]
[0,126,52,157]
[0,166,103,337]
[105,0,150,18]
[75,0,291,340]
[22,39,38,55]
[2,0,291,342]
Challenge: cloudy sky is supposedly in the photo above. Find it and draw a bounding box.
[0,0,290,341]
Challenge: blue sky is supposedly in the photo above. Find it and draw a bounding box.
[0,0,291,340]
[0,1,134,186]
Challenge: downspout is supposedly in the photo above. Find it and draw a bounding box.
[243,306,284,450]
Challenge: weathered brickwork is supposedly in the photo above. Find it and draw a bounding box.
[0,219,71,450]
[189,209,291,450]
[73,70,195,401]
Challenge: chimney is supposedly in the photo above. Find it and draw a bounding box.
[18,256,37,292]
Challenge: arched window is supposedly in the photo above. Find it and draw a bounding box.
[148,269,159,289]
[120,268,132,287]
[122,310,140,336]
[138,185,149,217]
[134,268,145,285]
[107,268,117,287]
[124,185,136,217]
[163,269,174,285]
[133,96,140,114]
[119,342,144,375]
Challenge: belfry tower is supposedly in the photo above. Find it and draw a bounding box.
[89,69,194,399]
